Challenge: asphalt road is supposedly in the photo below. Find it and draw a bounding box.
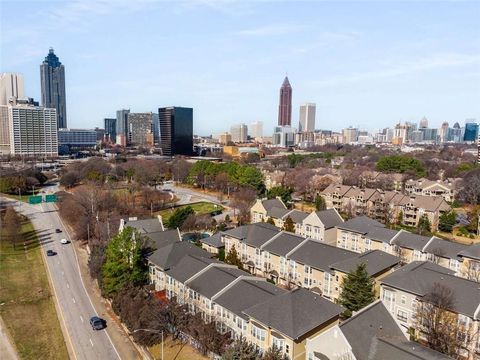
[9,199,121,360]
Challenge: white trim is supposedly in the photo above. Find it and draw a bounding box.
[260,231,284,250]
[389,229,405,245]
[421,236,437,253]
[285,237,312,258]
[211,275,263,301]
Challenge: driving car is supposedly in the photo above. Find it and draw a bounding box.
[46,249,56,256]
[90,316,104,330]
[60,238,69,244]
[55,228,62,233]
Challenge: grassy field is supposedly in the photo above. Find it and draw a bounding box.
[149,337,208,360]
[156,202,223,223]
[0,217,69,360]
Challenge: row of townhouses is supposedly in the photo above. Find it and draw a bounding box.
[404,177,459,202]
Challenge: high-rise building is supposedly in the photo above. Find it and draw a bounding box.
[152,113,160,145]
[419,117,428,129]
[115,109,130,146]
[0,98,58,156]
[231,123,248,143]
[439,122,449,143]
[342,127,359,144]
[0,73,25,105]
[104,118,117,143]
[58,128,97,154]
[278,76,292,126]
[40,48,67,129]
[127,112,155,146]
[273,126,295,147]
[299,103,315,132]
[159,106,193,156]
[218,132,232,145]
[464,121,479,142]
[250,121,263,138]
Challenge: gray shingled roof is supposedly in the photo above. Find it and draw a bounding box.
[458,242,480,261]
[222,223,280,248]
[146,229,181,249]
[315,209,344,229]
[262,198,287,211]
[187,266,246,299]
[371,338,454,360]
[267,206,290,219]
[289,240,356,272]
[166,255,219,283]
[392,231,430,251]
[200,232,224,248]
[337,216,385,234]
[243,288,343,340]
[423,237,469,261]
[214,279,286,320]
[365,226,399,243]
[282,209,309,223]
[147,241,210,271]
[330,250,400,277]
[123,218,163,233]
[380,261,480,318]
[261,232,306,257]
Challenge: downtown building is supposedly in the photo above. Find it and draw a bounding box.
[230,123,248,143]
[127,112,156,146]
[0,73,25,105]
[299,103,316,132]
[159,106,193,156]
[58,128,97,154]
[278,76,292,126]
[115,109,130,146]
[40,48,67,129]
[104,118,116,143]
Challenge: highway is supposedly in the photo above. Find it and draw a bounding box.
[9,199,121,360]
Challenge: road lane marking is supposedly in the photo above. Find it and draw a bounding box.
[72,297,76,303]
[89,338,94,347]
[80,315,84,323]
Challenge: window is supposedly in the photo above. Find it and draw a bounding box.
[413,250,422,261]
[304,265,312,274]
[382,289,394,303]
[272,337,285,352]
[364,238,372,250]
[397,309,408,322]
[401,295,406,305]
[351,236,358,251]
[251,325,266,341]
[449,259,460,272]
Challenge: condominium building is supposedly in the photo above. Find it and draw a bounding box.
[299,103,315,132]
[230,123,248,143]
[0,73,25,105]
[127,112,155,146]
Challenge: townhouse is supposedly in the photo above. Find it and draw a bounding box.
[250,197,288,224]
[458,243,480,281]
[299,208,343,244]
[200,232,224,254]
[380,261,480,359]
[405,177,459,202]
[306,300,453,360]
[119,215,164,233]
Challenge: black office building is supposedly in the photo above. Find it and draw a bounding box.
[104,118,116,143]
[159,107,193,156]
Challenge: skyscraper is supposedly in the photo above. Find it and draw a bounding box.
[159,107,193,156]
[104,118,117,143]
[230,123,248,143]
[299,103,316,132]
[40,48,67,129]
[127,112,155,146]
[0,73,25,105]
[464,121,479,142]
[419,117,428,129]
[250,121,263,138]
[115,109,130,146]
[278,76,292,126]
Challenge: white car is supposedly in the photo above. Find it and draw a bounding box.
[60,238,69,244]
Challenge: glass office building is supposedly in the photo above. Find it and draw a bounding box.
[159,107,193,156]
[464,122,479,142]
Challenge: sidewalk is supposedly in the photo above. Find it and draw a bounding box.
[0,316,18,360]
[73,241,142,360]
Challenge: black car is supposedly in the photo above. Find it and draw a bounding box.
[55,229,62,233]
[90,316,104,330]
[46,250,56,256]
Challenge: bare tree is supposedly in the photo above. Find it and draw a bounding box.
[231,187,256,225]
[3,207,21,249]
[461,261,480,282]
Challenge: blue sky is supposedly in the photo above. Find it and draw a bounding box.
[1,0,479,135]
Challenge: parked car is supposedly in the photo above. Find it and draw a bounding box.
[89,316,104,330]
[46,250,56,256]
[55,229,62,233]
[60,238,69,244]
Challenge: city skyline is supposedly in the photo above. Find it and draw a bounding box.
[1,1,479,134]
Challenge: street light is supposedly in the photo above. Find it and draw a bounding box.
[132,328,163,360]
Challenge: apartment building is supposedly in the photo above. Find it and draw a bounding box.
[199,232,224,254]
[380,261,480,359]
[405,178,459,202]
[250,197,288,224]
[458,244,480,281]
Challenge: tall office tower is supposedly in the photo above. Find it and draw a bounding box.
[250,121,263,138]
[439,121,449,143]
[231,123,248,143]
[419,116,428,129]
[159,107,193,156]
[342,126,359,144]
[464,120,479,142]
[40,48,67,129]
[115,109,130,146]
[0,98,58,156]
[0,73,25,105]
[299,103,316,132]
[278,76,292,126]
[127,112,154,146]
[104,118,117,143]
[152,113,160,144]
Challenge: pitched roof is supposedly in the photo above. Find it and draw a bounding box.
[344,187,378,200]
[321,183,351,197]
[147,241,210,271]
[288,240,356,272]
[214,279,286,320]
[200,232,224,248]
[371,338,454,360]
[423,237,469,261]
[222,222,280,248]
[365,226,399,243]
[187,265,246,299]
[337,216,385,234]
[458,242,480,261]
[398,195,450,212]
[146,229,181,249]
[380,261,480,317]
[166,255,219,283]
[330,250,400,277]
[267,206,290,219]
[261,198,287,212]
[314,209,344,229]
[261,231,306,257]
[123,217,164,233]
[392,231,431,251]
[282,209,309,223]
[243,288,343,340]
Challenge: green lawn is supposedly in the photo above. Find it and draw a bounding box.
[156,201,223,223]
[0,217,69,360]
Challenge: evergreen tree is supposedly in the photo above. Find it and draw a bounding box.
[267,186,293,204]
[225,245,243,270]
[266,217,275,226]
[222,338,259,360]
[262,346,289,360]
[167,206,194,229]
[315,194,326,211]
[397,210,404,225]
[338,263,375,318]
[282,216,295,232]
[417,214,432,235]
[439,211,456,233]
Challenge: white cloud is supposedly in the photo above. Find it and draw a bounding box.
[235,23,307,37]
